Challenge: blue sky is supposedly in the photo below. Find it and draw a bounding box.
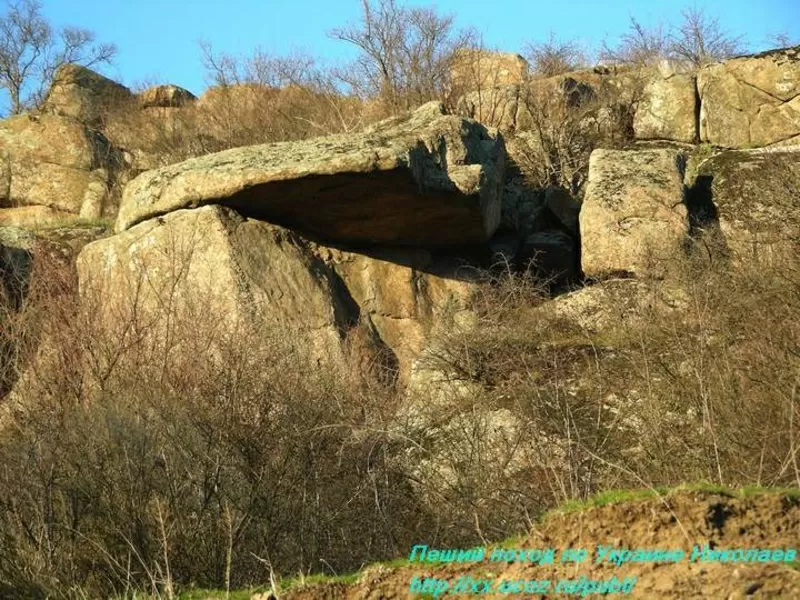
[42,0,800,95]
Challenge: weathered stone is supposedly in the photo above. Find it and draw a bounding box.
[634,72,698,143]
[689,147,800,266]
[80,205,477,383]
[116,102,505,246]
[537,278,688,334]
[322,247,477,378]
[138,84,197,108]
[80,206,355,365]
[42,63,133,125]
[457,65,645,137]
[450,50,529,91]
[498,177,533,231]
[580,149,688,278]
[698,46,800,148]
[0,206,76,228]
[0,114,119,220]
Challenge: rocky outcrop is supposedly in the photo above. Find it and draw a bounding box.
[698,46,800,148]
[458,67,642,134]
[688,147,800,266]
[537,278,688,334]
[0,227,34,311]
[138,84,197,108]
[0,206,76,229]
[326,247,477,377]
[634,63,698,143]
[78,205,477,383]
[453,48,800,150]
[42,63,134,125]
[580,148,688,279]
[0,114,122,221]
[450,50,529,91]
[115,102,505,246]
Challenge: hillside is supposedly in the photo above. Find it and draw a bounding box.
[0,4,799,597]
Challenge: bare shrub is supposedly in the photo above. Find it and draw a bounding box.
[524,33,588,78]
[448,40,529,131]
[0,238,75,401]
[98,47,366,169]
[0,237,420,597]
[601,8,746,69]
[409,245,800,537]
[401,267,630,539]
[510,71,641,194]
[329,0,477,117]
[199,44,365,144]
[600,16,671,67]
[669,6,746,68]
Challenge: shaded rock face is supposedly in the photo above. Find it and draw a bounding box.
[0,231,33,311]
[688,148,800,266]
[0,114,121,221]
[116,102,505,247]
[457,67,641,134]
[698,46,800,148]
[494,179,582,287]
[518,230,577,287]
[78,205,477,383]
[634,72,698,143]
[42,63,133,125]
[138,84,197,108]
[580,148,688,279]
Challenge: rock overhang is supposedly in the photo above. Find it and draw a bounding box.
[115,102,505,248]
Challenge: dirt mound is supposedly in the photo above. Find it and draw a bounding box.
[284,490,800,599]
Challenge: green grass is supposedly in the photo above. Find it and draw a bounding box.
[36,216,114,231]
[178,589,261,600]
[542,483,800,521]
[175,570,361,599]
[280,571,360,591]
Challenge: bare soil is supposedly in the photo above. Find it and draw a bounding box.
[284,490,800,599]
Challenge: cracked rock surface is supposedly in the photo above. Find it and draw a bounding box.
[698,46,800,148]
[580,148,688,279]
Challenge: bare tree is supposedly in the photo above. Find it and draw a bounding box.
[197,41,364,149]
[525,32,587,77]
[601,8,746,70]
[668,5,745,68]
[0,0,116,115]
[767,32,796,49]
[600,16,670,66]
[329,0,475,113]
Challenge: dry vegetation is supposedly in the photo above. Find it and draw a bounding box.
[1,235,798,597]
[1,0,799,598]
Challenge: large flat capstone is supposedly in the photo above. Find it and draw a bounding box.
[115,102,505,246]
